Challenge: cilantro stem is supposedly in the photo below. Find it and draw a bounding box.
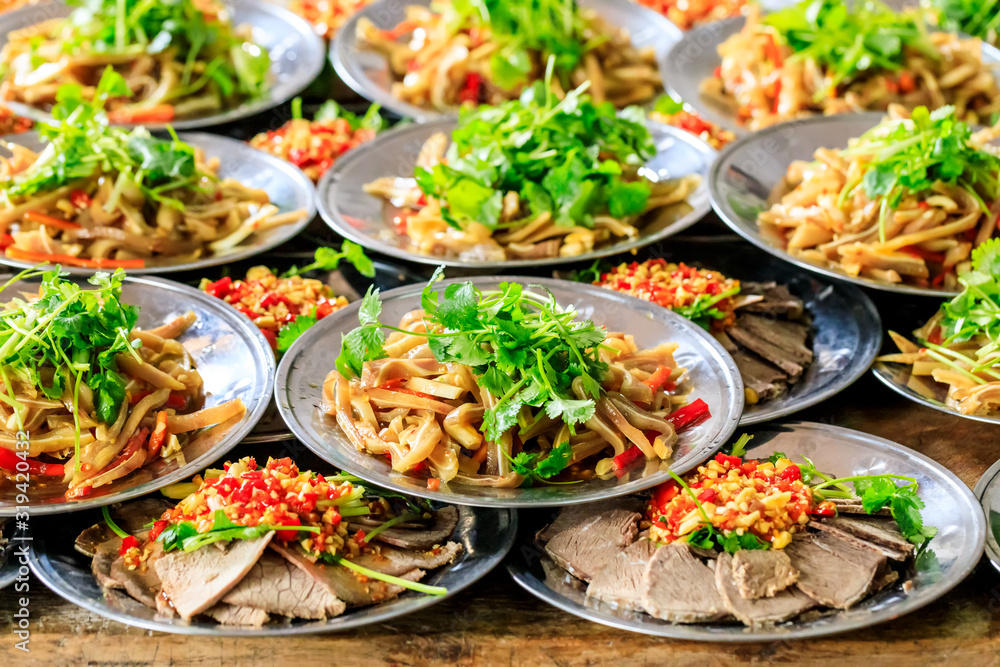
[330,554,448,596]
[361,512,421,543]
[102,506,130,539]
[668,470,712,525]
[811,474,916,493]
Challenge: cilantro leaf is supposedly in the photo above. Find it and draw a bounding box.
[508,440,574,486]
[542,396,596,428]
[277,312,317,353]
[283,242,375,279]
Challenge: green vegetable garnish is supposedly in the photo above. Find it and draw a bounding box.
[763,0,937,90]
[668,470,770,555]
[336,268,609,443]
[414,63,654,231]
[158,509,320,552]
[931,0,1000,44]
[507,440,576,486]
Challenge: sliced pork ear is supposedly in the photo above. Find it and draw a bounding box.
[544,508,640,582]
[92,537,125,590]
[814,515,914,555]
[715,553,816,626]
[154,534,274,620]
[731,549,799,599]
[271,542,425,606]
[362,506,460,550]
[585,538,657,611]
[348,541,462,577]
[537,497,645,543]
[640,543,729,623]
[785,533,884,609]
[203,604,271,627]
[222,552,346,620]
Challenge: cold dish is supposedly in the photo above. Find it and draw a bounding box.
[76,456,462,626]
[356,0,661,112]
[0,269,246,500]
[539,440,934,627]
[650,96,734,150]
[0,71,306,271]
[757,105,1000,291]
[0,105,29,134]
[363,82,699,262]
[291,0,374,40]
[592,260,813,406]
[636,0,745,30]
[0,0,271,123]
[701,0,1000,130]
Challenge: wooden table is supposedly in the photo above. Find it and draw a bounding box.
[4,369,1000,666]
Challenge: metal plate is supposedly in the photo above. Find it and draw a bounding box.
[332,0,682,122]
[0,275,275,516]
[0,131,315,275]
[275,275,744,507]
[0,520,21,590]
[708,112,970,297]
[28,438,517,635]
[0,0,325,131]
[662,16,1000,135]
[507,421,987,641]
[623,238,882,425]
[973,458,1000,575]
[317,119,714,269]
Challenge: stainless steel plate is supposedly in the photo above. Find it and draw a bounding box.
[709,112,968,297]
[0,131,315,275]
[28,478,516,635]
[0,275,275,516]
[0,0,325,131]
[507,421,987,641]
[274,275,744,507]
[332,0,682,122]
[0,521,21,589]
[628,238,882,425]
[662,16,1000,135]
[974,458,1000,575]
[317,119,714,270]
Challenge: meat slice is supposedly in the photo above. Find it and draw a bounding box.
[358,506,459,550]
[732,350,789,401]
[586,539,657,610]
[809,521,909,561]
[785,533,884,609]
[544,508,640,582]
[537,497,645,543]
[203,604,271,627]
[814,515,914,555]
[734,314,813,365]
[640,543,728,623]
[154,534,273,620]
[828,497,891,516]
[222,552,346,620]
[714,330,740,355]
[731,549,798,599]
[92,537,124,590]
[715,553,816,626]
[740,282,805,318]
[349,541,462,576]
[728,326,804,378]
[109,542,165,608]
[272,542,425,606]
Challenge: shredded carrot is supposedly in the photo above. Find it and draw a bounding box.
[5,247,145,269]
[107,104,175,124]
[24,210,82,231]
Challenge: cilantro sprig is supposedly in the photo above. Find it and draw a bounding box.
[294,98,386,133]
[157,509,319,552]
[931,0,1000,44]
[507,440,576,486]
[763,0,938,90]
[336,269,610,443]
[414,65,654,231]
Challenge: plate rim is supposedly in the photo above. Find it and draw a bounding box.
[0,274,276,516]
[871,360,1000,426]
[316,118,715,269]
[973,457,1000,575]
[506,420,988,641]
[0,0,326,131]
[274,274,744,508]
[27,505,518,636]
[709,112,965,298]
[0,130,316,275]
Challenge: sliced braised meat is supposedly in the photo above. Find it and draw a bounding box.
[732,350,789,401]
[728,326,804,378]
[91,537,124,590]
[586,539,657,610]
[222,552,346,620]
[349,541,462,577]
[203,604,271,627]
[109,542,165,608]
[154,534,273,620]
[871,562,900,593]
[75,499,173,558]
[785,533,884,609]
[76,525,118,558]
[544,508,640,582]
[537,497,645,543]
[829,497,891,516]
[814,516,914,555]
[714,330,740,355]
[731,549,798,599]
[734,314,813,365]
[715,553,816,626]
[272,542,425,606]
[361,506,459,550]
[740,282,805,318]
[809,521,909,561]
[640,543,728,623]
[541,555,589,598]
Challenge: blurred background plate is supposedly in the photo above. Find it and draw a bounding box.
[318,119,714,270]
[0,276,275,515]
[974,458,1000,574]
[275,275,743,507]
[0,132,316,275]
[508,421,986,640]
[331,0,682,122]
[0,0,325,131]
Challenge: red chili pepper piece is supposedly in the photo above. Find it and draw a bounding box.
[666,399,711,432]
[119,535,140,556]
